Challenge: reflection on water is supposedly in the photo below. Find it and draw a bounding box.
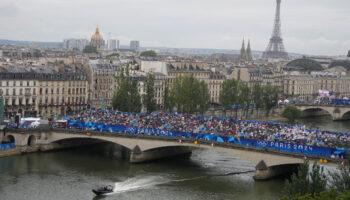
[0,147,285,200]
[299,116,350,133]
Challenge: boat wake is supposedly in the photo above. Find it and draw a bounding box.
[99,170,254,196]
[105,175,170,195]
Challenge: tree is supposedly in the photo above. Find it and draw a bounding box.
[262,85,279,116]
[329,154,350,193]
[169,75,210,114]
[252,84,264,117]
[143,74,157,113]
[284,160,310,198]
[283,160,328,200]
[282,105,302,123]
[309,163,327,194]
[198,80,210,114]
[112,67,142,113]
[140,50,157,57]
[219,79,240,117]
[107,53,119,58]
[83,45,97,53]
[238,82,251,119]
[163,82,172,112]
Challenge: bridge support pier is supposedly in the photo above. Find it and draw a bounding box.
[130,146,193,163]
[254,160,299,180]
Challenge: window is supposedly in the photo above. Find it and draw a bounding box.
[13,89,16,95]
[27,81,29,86]
[7,81,9,86]
[20,81,23,86]
[45,88,48,95]
[20,89,23,95]
[33,88,36,95]
[57,88,59,94]
[62,88,65,94]
[13,81,16,86]
[25,88,30,95]
[6,89,9,95]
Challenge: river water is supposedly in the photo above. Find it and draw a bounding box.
[0,116,347,200]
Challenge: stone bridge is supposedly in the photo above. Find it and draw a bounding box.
[295,105,350,121]
[2,128,338,180]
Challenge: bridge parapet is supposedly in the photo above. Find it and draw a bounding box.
[4,128,345,179]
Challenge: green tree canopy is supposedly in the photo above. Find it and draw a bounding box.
[262,85,279,116]
[169,75,210,114]
[140,50,157,57]
[219,79,240,110]
[107,53,120,58]
[163,82,172,112]
[282,105,302,123]
[83,45,97,53]
[143,74,157,113]
[112,67,142,113]
[252,84,264,109]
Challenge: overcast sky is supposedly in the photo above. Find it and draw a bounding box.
[0,0,349,55]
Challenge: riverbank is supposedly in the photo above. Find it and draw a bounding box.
[0,140,102,159]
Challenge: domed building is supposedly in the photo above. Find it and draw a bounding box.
[90,26,105,51]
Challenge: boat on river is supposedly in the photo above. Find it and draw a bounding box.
[92,185,114,195]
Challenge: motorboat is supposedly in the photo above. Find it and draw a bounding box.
[92,185,114,195]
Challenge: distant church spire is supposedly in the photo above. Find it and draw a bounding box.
[246,39,253,61]
[240,38,247,61]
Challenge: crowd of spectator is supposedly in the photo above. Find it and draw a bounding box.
[72,110,350,148]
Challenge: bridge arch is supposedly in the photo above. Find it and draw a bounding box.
[6,135,15,143]
[300,107,332,118]
[27,135,36,146]
[50,137,134,151]
[341,110,350,120]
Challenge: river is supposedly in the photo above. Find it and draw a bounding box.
[0,116,347,200]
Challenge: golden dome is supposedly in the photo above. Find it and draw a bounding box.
[91,26,103,40]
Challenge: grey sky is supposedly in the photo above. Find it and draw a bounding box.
[0,0,349,55]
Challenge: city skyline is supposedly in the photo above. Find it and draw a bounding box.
[0,0,349,56]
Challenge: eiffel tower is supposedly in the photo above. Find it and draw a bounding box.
[262,0,288,59]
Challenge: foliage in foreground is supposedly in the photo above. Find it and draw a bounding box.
[281,156,350,200]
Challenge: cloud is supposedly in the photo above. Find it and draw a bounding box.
[0,0,349,55]
[0,2,19,17]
